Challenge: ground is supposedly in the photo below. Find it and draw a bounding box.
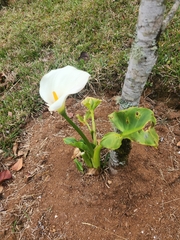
[0,90,180,240]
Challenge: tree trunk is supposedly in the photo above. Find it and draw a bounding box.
[120,0,165,109]
[109,0,180,173]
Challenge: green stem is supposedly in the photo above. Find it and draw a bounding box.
[91,110,97,145]
[92,144,102,168]
[85,120,91,133]
[60,110,94,154]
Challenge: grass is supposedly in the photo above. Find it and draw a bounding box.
[0,0,179,153]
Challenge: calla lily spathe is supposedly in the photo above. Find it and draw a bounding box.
[39,66,90,112]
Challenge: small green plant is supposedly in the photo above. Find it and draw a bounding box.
[64,97,159,171]
[39,66,159,173]
[64,97,103,170]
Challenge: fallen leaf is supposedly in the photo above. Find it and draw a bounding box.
[177,141,180,147]
[0,170,12,183]
[13,142,18,156]
[86,168,100,176]
[71,148,81,159]
[6,156,13,161]
[17,150,24,157]
[11,158,23,171]
[0,185,3,193]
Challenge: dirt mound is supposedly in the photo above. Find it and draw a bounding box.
[1,94,180,240]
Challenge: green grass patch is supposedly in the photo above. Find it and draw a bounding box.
[0,0,179,153]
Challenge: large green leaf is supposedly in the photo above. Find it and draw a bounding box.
[109,107,159,147]
[128,127,159,147]
[100,132,123,150]
[109,107,156,134]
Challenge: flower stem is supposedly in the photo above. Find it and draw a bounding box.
[91,110,97,145]
[60,110,94,154]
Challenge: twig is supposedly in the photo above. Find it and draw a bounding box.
[163,197,180,205]
[162,0,180,31]
[82,222,127,240]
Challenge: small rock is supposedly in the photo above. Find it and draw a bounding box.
[107,180,112,185]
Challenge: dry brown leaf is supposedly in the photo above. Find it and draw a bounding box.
[17,150,24,157]
[177,141,180,147]
[6,156,13,161]
[0,185,3,193]
[86,168,100,176]
[13,142,18,156]
[0,170,12,183]
[11,158,23,171]
[71,148,81,159]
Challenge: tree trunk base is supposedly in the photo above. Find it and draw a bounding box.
[109,139,131,175]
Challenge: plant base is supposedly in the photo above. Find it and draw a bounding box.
[109,139,131,175]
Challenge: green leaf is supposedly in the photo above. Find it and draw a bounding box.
[76,111,91,124]
[81,152,93,168]
[101,132,123,150]
[82,97,102,111]
[109,107,156,134]
[84,110,91,121]
[109,107,159,147]
[76,114,84,124]
[63,137,90,152]
[76,111,91,132]
[74,159,83,172]
[128,127,159,147]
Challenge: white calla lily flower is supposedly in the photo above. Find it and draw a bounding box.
[39,66,90,112]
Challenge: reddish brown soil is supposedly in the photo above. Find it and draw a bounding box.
[1,93,180,240]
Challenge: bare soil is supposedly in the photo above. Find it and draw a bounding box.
[0,91,180,240]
